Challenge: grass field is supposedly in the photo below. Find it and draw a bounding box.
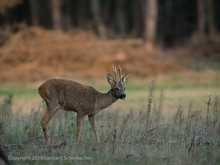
[0,71,220,165]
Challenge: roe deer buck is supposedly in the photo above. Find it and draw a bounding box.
[38,66,128,144]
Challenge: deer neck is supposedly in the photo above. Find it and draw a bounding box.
[94,89,118,110]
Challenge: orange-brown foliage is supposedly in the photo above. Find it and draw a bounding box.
[0,27,182,82]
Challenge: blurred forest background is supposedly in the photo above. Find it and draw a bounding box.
[0,0,220,82]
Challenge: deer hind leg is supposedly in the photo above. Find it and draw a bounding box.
[41,103,59,145]
[88,114,100,144]
[76,114,85,143]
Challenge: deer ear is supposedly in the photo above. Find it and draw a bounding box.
[107,73,116,85]
[122,74,128,84]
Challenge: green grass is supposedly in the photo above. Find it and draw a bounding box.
[0,69,219,98]
[192,59,220,72]
[0,86,37,97]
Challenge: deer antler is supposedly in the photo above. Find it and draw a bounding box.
[118,65,122,81]
[112,65,118,82]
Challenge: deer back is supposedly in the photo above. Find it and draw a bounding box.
[39,78,97,112]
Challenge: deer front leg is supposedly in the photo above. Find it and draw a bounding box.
[76,114,85,143]
[88,114,100,144]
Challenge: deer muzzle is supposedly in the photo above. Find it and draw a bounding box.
[120,94,126,100]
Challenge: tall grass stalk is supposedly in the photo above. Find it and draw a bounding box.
[174,100,183,128]
[146,81,155,130]
[186,101,193,134]
[206,95,211,126]
[212,96,219,128]
[155,90,164,126]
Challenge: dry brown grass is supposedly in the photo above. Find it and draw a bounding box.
[0,27,182,82]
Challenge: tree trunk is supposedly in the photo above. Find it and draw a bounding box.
[197,0,205,39]
[144,0,158,51]
[29,0,39,26]
[115,0,126,38]
[207,0,215,37]
[51,0,62,30]
[90,0,106,39]
[131,0,141,37]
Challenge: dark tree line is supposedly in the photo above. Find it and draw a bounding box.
[0,0,220,47]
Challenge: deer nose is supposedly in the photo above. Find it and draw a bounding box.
[120,94,126,100]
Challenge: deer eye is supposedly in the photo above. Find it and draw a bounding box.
[114,87,119,91]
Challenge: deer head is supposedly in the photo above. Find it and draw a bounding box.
[107,65,129,100]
